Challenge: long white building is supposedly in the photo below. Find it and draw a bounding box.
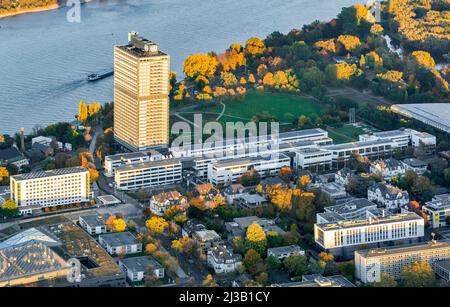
[114,159,182,190]
[207,153,291,185]
[359,128,436,149]
[170,128,332,158]
[10,167,90,214]
[104,151,156,177]
[355,240,450,283]
[314,212,424,259]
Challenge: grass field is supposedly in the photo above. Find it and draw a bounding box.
[326,124,367,144]
[176,92,323,128]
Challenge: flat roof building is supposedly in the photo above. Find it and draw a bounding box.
[114,158,182,190]
[422,194,450,228]
[119,256,164,282]
[99,232,142,256]
[314,212,424,259]
[391,103,450,134]
[355,240,450,283]
[10,167,90,215]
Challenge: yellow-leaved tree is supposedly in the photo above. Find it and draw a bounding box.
[246,223,266,243]
[146,216,169,234]
[245,37,265,55]
[183,54,218,78]
[0,167,9,185]
[112,218,127,232]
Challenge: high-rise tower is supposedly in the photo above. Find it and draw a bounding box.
[114,32,170,151]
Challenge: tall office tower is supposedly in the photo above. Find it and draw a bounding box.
[114,32,170,151]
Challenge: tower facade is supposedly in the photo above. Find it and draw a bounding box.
[114,32,170,151]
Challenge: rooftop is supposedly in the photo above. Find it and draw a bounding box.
[194,230,221,242]
[268,245,304,256]
[12,167,87,181]
[0,242,69,284]
[208,245,242,263]
[324,139,394,151]
[80,214,111,228]
[325,198,376,215]
[151,190,185,204]
[212,153,289,168]
[391,103,450,131]
[424,194,450,211]
[105,151,148,162]
[119,256,163,272]
[237,193,267,204]
[272,274,355,287]
[316,212,422,231]
[356,240,450,258]
[115,158,182,172]
[99,232,139,247]
[0,147,25,162]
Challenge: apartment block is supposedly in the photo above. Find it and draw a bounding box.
[10,167,90,214]
[355,240,450,283]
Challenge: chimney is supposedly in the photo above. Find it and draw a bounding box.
[20,128,25,152]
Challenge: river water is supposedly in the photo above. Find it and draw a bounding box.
[0,0,361,135]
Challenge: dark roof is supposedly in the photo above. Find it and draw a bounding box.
[0,147,25,162]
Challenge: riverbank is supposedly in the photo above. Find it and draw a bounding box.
[0,4,59,19]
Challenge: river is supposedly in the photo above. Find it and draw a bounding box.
[0,0,361,135]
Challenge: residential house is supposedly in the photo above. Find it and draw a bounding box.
[267,245,305,260]
[223,184,246,204]
[233,193,268,209]
[369,158,405,180]
[192,230,222,255]
[149,190,187,216]
[334,168,355,186]
[367,183,409,211]
[0,147,29,168]
[401,158,428,175]
[207,245,242,274]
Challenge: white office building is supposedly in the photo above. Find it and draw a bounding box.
[359,128,436,150]
[170,128,332,158]
[207,153,291,185]
[355,240,450,283]
[316,199,378,224]
[314,212,424,259]
[10,167,90,215]
[324,139,397,168]
[114,158,182,190]
[422,194,450,228]
[294,147,332,170]
[104,151,162,177]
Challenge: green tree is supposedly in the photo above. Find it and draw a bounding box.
[283,254,308,277]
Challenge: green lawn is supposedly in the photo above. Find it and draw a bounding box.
[177,92,323,128]
[327,124,366,144]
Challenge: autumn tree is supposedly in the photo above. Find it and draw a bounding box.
[0,166,9,185]
[202,274,218,287]
[221,71,238,87]
[298,175,311,187]
[77,100,88,124]
[145,243,157,254]
[248,73,256,83]
[278,166,292,182]
[245,37,265,55]
[1,199,19,217]
[243,249,265,276]
[373,272,397,287]
[400,261,436,287]
[146,216,169,234]
[183,54,218,78]
[246,223,266,243]
[262,72,275,86]
[112,218,127,232]
[370,24,384,35]
[411,50,436,69]
[337,35,361,52]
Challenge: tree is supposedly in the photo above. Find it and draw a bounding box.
[262,72,275,86]
[411,51,436,69]
[221,71,238,87]
[1,199,19,217]
[112,218,127,232]
[246,223,266,243]
[400,261,436,287]
[183,54,218,78]
[278,166,292,182]
[243,249,265,275]
[373,272,397,287]
[245,37,265,55]
[298,175,311,187]
[202,274,218,287]
[146,216,169,234]
[370,24,384,35]
[248,73,256,83]
[337,35,361,52]
[0,167,9,185]
[171,239,183,253]
[145,243,157,254]
[283,254,308,277]
[266,255,281,270]
[77,100,88,124]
